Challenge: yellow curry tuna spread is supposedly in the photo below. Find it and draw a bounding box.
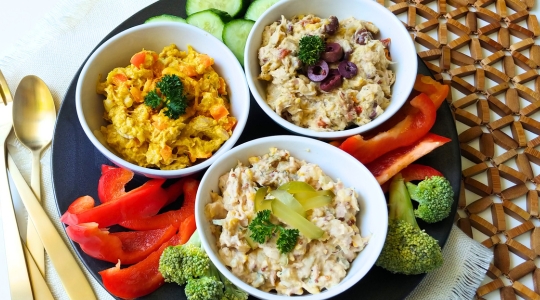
[97,44,236,170]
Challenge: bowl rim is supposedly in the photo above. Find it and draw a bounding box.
[243,0,418,140]
[75,22,250,178]
[196,135,388,300]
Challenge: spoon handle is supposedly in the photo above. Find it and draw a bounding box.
[26,150,45,275]
[0,144,33,300]
[7,154,97,300]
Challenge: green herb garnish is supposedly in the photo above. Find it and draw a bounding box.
[298,35,325,66]
[143,74,188,119]
[248,210,299,254]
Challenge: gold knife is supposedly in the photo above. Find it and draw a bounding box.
[7,154,97,300]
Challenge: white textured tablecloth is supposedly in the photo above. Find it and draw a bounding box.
[0,0,493,299]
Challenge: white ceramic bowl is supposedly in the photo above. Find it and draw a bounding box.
[244,0,417,140]
[76,23,250,178]
[196,135,388,300]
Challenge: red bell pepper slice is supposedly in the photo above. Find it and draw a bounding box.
[66,195,95,214]
[60,178,167,227]
[380,164,444,193]
[366,133,451,185]
[340,93,436,165]
[119,178,198,230]
[99,216,196,299]
[66,223,176,265]
[400,163,443,182]
[413,75,449,109]
[101,164,117,174]
[98,166,134,203]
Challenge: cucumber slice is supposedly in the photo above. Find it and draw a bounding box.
[245,0,280,21]
[144,14,187,24]
[186,0,248,18]
[186,9,232,42]
[222,19,255,66]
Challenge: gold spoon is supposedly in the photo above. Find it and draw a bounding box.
[12,75,56,276]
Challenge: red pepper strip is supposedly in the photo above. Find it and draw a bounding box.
[413,75,449,109]
[366,133,451,185]
[380,164,444,193]
[401,164,443,182]
[66,223,176,265]
[340,93,436,165]
[178,214,196,244]
[60,178,167,227]
[164,178,186,206]
[66,195,95,214]
[119,178,198,230]
[98,167,134,203]
[101,164,117,174]
[99,216,196,299]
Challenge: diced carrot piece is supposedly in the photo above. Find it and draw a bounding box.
[130,87,142,102]
[161,145,172,161]
[179,64,198,77]
[222,117,237,131]
[218,77,227,95]
[112,74,127,86]
[209,104,229,120]
[198,54,214,68]
[130,51,147,69]
[152,116,168,130]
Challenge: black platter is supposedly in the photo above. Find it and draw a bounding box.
[51,0,461,299]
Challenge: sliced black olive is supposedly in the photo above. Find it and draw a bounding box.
[321,43,343,63]
[324,16,339,35]
[338,61,358,79]
[354,28,373,45]
[320,71,342,92]
[307,60,330,82]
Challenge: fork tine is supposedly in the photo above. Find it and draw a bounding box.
[0,69,13,105]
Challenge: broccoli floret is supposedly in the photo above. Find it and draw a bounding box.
[219,275,249,300]
[159,231,209,285]
[298,35,325,66]
[376,174,443,275]
[406,176,454,223]
[158,230,249,300]
[185,260,224,300]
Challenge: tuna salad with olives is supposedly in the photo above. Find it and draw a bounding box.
[258,14,395,131]
[205,148,369,296]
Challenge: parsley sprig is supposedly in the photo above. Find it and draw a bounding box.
[298,35,325,66]
[248,210,299,254]
[144,74,188,119]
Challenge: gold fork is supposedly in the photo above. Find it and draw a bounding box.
[0,70,34,299]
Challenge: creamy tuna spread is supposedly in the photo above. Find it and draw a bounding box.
[205,148,369,295]
[258,14,395,131]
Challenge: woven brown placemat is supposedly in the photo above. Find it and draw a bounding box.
[381,0,540,298]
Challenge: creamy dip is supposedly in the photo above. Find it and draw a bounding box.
[205,148,368,295]
[258,14,395,131]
